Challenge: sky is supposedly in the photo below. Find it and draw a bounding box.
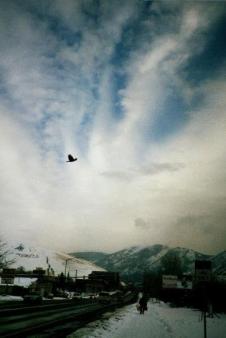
[0,0,226,255]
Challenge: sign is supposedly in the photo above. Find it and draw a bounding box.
[162,275,178,289]
[195,260,212,283]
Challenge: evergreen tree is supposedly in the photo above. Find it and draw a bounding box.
[161,251,182,277]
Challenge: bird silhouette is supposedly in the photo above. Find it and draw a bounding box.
[66,154,78,162]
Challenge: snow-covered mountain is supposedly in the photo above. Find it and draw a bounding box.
[68,251,108,263]
[4,240,105,277]
[211,251,226,274]
[71,244,226,281]
[96,245,171,276]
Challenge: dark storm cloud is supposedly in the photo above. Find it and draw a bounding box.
[135,218,151,230]
[173,203,226,253]
[176,197,226,232]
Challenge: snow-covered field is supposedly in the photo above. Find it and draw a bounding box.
[68,300,226,338]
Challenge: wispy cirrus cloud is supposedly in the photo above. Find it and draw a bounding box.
[0,1,226,254]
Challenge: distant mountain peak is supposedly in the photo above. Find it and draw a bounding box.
[70,244,226,282]
[15,244,25,251]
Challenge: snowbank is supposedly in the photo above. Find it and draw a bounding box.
[0,295,23,302]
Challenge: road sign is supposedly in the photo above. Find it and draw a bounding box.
[162,275,178,288]
[195,260,212,283]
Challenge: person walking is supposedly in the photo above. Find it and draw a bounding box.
[139,294,148,314]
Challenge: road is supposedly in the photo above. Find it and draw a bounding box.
[0,295,137,337]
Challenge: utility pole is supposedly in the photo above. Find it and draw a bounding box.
[64,258,72,276]
[203,310,207,338]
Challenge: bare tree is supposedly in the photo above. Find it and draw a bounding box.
[0,239,15,269]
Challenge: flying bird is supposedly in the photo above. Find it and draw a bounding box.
[66,154,78,162]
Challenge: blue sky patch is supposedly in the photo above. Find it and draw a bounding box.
[111,70,127,120]
[183,13,226,85]
[150,93,189,142]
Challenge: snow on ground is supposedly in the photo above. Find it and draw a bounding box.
[68,300,226,338]
[0,295,23,302]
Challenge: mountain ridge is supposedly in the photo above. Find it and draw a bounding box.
[70,244,226,281]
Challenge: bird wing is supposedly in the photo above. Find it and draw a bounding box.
[68,154,74,161]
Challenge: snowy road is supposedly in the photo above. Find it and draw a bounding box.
[68,300,226,338]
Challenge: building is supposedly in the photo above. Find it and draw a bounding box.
[88,271,120,291]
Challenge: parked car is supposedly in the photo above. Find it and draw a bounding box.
[45,293,54,299]
[72,292,82,299]
[98,290,123,304]
[23,292,43,304]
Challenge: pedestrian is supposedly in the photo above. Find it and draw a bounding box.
[139,294,148,314]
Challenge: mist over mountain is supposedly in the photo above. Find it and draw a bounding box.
[70,244,226,282]
[68,252,108,264]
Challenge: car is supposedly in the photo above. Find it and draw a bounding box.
[72,292,82,299]
[45,293,54,299]
[23,292,43,304]
[98,290,123,304]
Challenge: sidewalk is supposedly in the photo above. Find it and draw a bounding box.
[68,300,226,338]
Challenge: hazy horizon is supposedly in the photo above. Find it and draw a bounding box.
[1,1,226,255]
[68,244,226,256]
[4,237,226,257]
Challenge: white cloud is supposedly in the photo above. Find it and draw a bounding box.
[0,1,226,254]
